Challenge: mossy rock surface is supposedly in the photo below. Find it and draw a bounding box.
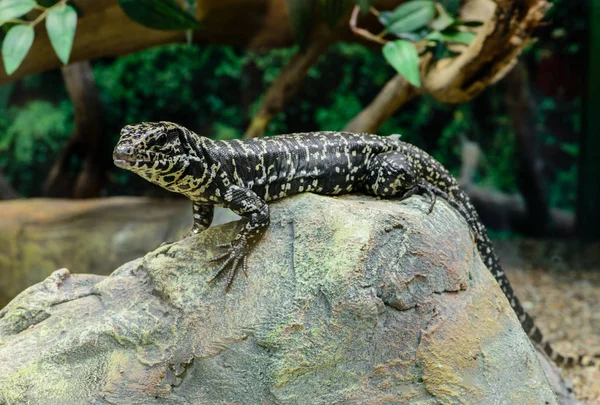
[0,193,557,404]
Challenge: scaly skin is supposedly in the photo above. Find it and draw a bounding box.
[113,121,596,368]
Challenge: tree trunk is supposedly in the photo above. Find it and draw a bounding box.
[44,61,107,198]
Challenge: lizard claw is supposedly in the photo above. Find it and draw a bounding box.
[208,239,250,292]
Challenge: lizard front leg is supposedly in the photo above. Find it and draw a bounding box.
[184,202,214,237]
[208,185,270,291]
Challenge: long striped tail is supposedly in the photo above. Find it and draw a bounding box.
[477,230,599,369]
[514,291,598,368]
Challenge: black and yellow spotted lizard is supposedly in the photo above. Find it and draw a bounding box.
[113,121,596,369]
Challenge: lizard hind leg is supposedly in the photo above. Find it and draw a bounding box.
[365,151,420,198]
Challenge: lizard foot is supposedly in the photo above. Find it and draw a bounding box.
[208,239,250,292]
[396,180,437,214]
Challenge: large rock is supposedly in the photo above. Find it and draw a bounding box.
[0,194,557,404]
[0,197,240,307]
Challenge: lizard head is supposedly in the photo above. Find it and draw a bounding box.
[113,121,198,191]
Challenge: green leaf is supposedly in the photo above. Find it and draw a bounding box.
[118,0,203,30]
[426,29,475,45]
[286,0,316,49]
[320,0,351,28]
[46,5,77,64]
[1,25,34,75]
[0,0,36,22]
[356,0,373,14]
[428,29,476,45]
[382,39,421,87]
[444,30,475,44]
[379,0,435,35]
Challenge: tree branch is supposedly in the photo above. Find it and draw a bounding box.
[343,74,420,133]
[244,25,343,138]
[344,0,550,134]
[423,0,551,103]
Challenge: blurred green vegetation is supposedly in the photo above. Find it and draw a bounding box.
[0,16,582,211]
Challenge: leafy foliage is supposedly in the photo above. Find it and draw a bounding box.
[378,0,435,35]
[0,0,76,75]
[0,0,36,21]
[0,0,203,76]
[376,0,479,87]
[0,100,73,196]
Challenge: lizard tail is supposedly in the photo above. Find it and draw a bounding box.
[502,269,598,369]
[525,310,599,368]
[471,217,598,369]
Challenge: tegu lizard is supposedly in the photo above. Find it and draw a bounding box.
[113,121,597,369]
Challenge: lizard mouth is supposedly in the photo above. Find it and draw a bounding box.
[113,158,133,168]
[113,145,161,168]
[113,157,157,169]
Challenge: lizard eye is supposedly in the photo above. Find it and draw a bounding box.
[154,133,168,146]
